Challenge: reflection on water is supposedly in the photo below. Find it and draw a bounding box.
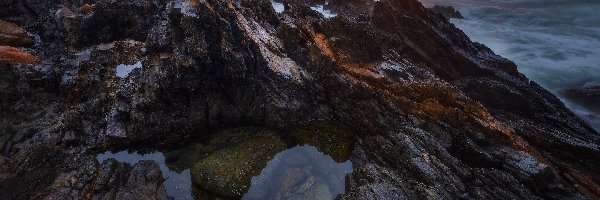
[96,145,352,200]
[243,145,352,200]
[96,151,194,200]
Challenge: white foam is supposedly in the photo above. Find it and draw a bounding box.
[116,61,142,78]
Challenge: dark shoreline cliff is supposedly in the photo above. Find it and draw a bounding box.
[1,0,599,199]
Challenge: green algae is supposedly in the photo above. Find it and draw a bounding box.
[191,133,287,197]
[164,127,276,172]
[290,123,354,162]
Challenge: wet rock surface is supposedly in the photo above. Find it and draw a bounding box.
[0,0,599,199]
[191,131,287,197]
[289,123,354,162]
[561,86,600,113]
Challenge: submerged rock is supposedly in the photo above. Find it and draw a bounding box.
[191,133,287,197]
[290,123,354,162]
[243,145,352,200]
[287,178,332,200]
[165,127,277,172]
[164,143,211,173]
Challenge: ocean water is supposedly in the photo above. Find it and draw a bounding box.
[419,0,600,131]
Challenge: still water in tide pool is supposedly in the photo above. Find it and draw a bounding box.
[96,145,352,200]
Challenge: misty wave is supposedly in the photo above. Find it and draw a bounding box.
[420,0,600,131]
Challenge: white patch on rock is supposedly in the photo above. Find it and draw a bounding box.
[378,59,420,82]
[380,60,404,71]
[173,0,199,17]
[506,150,547,175]
[62,74,77,84]
[116,61,143,78]
[310,5,337,18]
[270,0,284,13]
[234,10,307,82]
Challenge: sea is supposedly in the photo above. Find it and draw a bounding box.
[419,0,600,132]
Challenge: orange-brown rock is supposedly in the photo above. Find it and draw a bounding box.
[0,46,40,64]
[81,4,93,14]
[0,20,33,47]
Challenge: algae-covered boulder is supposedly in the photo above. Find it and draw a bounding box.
[290,123,354,162]
[165,127,279,172]
[191,134,287,197]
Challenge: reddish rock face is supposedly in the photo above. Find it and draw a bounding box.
[81,4,93,14]
[0,46,40,65]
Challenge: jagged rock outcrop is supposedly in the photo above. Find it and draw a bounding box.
[0,20,38,65]
[562,86,600,113]
[428,5,464,19]
[0,20,33,47]
[0,0,599,199]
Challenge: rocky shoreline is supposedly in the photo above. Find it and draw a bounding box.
[1,0,599,199]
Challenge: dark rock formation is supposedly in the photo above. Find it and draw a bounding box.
[0,20,33,47]
[429,5,464,19]
[326,0,376,17]
[561,86,600,113]
[0,0,599,199]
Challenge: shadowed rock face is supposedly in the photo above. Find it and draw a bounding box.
[562,86,600,114]
[428,5,464,19]
[0,0,599,199]
[0,20,33,47]
[0,20,38,66]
